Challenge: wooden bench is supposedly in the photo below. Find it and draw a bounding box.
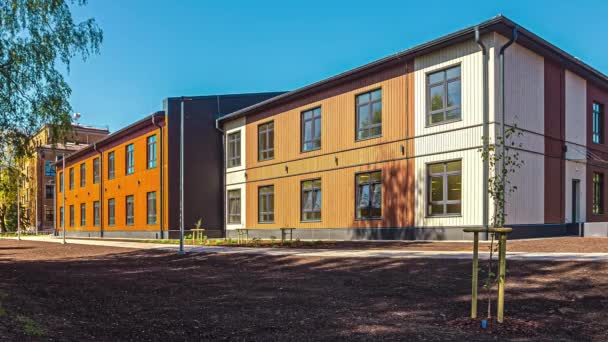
[280,227,296,242]
[235,228,249,243]
[190,228,206,246]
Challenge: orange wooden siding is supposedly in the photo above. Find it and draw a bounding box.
[240,62,415,229]
[56,125,169,233]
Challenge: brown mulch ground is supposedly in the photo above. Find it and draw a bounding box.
[213,237,608,253]
[1,239,607,341]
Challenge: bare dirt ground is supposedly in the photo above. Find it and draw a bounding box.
[212,237,608,253]
[1,239,607,341]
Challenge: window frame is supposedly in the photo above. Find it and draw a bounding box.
[301,107,322,152]
[80,203,86,227]
[45,185,54,199]
[592,172,604,215]
[257,121,275,162]
[108,198,115,226]
[426,64,462,126]
[227,189,241,224]
[355,170,382,220]
[427,159,463,217]
[69,205,74,227]
[593,102,604,144]
[108,151,115,180]
[59,171,63,192]
[93,158,100,184]
[59,207,64,228]
[126,195,134,226]
[227,131,241,168]
[45,207,54,223]
[301,178,322,222]
[69,168,74,190]
[93,201,100,227]
[126,144,135,175]
[355,88,382,141]
[258,185,275,223]
[147,135,157,169]
[147,192,157,225]
[80,163,86,187]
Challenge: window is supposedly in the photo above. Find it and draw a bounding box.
[69,205,74,227]
[147,135,157,169]
[227,132,241,167]
[126,144,134,175]
[301,179,322,221]
[59,207,64,227]
[80,163,86,187]
[45,208,53,223]
[258,122,274,161]
[45,185,54,199]
[147,192,157,225]
[108,198,115,226]
[427,65,461,125]
[126,195,134,225]
[228,189,241,224]
[44,161,55,176]
[93,158,100,184]
[356,89,382,140]
[59,172,63,192]
[428,160,462,216]
[355,171,382,219]
[69,168,74,190]
[94,201,100,226]
[302,107,321,152]
[108,152,115,179]
[593,172,604,214]
[593,102,604,144]
[258,185,274,223]
[80,203,86,227]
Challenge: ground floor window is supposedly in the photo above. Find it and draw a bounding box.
[258,185,274,223]
[126,195,134,226]
[59,207,64,227]
[69,205,74,227]
[45,208,53,223]
[147,192,157,225]
[428,160,462,216]
[356,171,382,219]
[301,179,321,221]
[108,198,115,226]
[80,203,86,227]
[593,172,604,214]
[94,201,100,226]
[45,185,54,199]
[228,189,241,224]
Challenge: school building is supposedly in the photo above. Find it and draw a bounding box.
[217,15,608,240]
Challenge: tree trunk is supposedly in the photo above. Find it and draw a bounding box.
[0,205,7,233]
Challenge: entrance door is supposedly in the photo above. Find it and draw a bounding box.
[572,179,580,223]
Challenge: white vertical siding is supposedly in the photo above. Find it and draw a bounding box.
[503,151,545,225]
[565,70,587,162]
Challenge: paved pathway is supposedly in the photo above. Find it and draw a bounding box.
[5,236,608,262]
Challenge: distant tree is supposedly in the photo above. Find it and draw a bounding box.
[0,167,18,232]
[0,0,103,162]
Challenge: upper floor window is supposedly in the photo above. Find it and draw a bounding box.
[427,65,461,125]
[301,179,321,221]
[45,185,53,199]
[80,163,86,187]
[258,185,274,223]
[93,158,100,184]
[227,132,241,168]
[228,189,241,224]
[356,171,382,219]
[593,102,604,144]
[59,172,64,192]
[258,122,274,161]
[69,168,74,190]
[108,151,115,180]
[147,135,157,169]
[428,160,462,216]
[593,172,604,214]
[356,89,382,140]
[126,144,134,175]
[302,107,321,152]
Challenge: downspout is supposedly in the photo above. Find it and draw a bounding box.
[152,114,164,239]
[215,117,226,239]
[475,26,490,241]
[499,26,518,225]
[93,142,103,238]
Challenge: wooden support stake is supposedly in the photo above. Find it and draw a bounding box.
[471,232,479,319]
[497,232,507,323]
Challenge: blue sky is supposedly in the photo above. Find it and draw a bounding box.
[67,0,608,132]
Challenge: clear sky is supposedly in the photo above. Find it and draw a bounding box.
[67,0,608,132]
